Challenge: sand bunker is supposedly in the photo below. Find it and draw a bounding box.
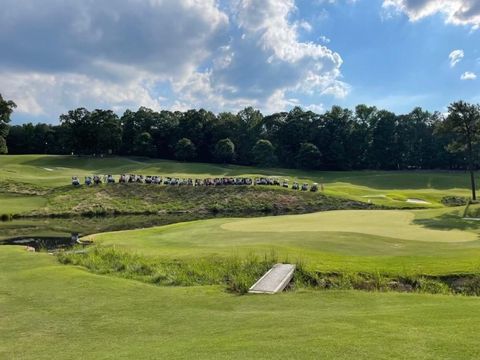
[406,198,430,204]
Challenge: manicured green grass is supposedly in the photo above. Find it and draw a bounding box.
[0,154,477,213]
[89,208,480,275]
[3,246,480,359]
[0,193,47,214]
[3,155,480,358]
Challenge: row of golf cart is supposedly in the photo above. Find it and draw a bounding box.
[71,175,320,192]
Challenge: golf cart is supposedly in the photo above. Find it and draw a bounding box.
[93,175,102,185]
[71,176,80,186]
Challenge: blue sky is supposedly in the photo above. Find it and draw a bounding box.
[1,0,479,124]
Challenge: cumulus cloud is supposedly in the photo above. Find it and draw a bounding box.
[0,0,348,119]
[0,0,228,117]
[0,71,163,117]
[461,71,477,80]
[173,0,348,111]
[449,49,464,67]
[383,0,480,29]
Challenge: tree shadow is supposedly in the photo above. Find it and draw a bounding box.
[414,213,480,232]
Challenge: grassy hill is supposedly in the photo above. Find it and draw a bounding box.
[0,155,475,217]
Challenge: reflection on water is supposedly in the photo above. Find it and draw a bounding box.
[0,212,261,249]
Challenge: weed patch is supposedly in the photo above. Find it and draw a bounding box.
[57,246,480,296]
[57,246,278,294]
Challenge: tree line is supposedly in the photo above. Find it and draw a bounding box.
[2,94,480,173]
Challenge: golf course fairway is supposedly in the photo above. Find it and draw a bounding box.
[2,246,480,360]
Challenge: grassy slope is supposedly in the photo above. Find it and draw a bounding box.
[89,208,480,275]
[2,246,480,360]
[0,155,475,215]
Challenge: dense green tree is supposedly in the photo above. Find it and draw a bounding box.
[152,110,180,158]
[59,108,92,154]
[178,109,217,161]
[369,110,399,169]
[437,101,480,200]
[276,107,316,167]
[0,94,17,154]
[214,138,235,163]
[6,101,480,174]
[314,106,352,170]
[296,142,321,169]
[174,138,197,161]
[120,107,157,156]
[252,139,277,167]
[134,132,154,157]
[60,108,121,155]
[90,110,122,155]
[235,107,264,164]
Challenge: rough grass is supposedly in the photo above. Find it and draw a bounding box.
[58,246,278,294]
[58,246,480,296]
[3,246,480,359]
[35,184,374,217]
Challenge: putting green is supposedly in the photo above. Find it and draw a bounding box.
[90,208,480,275]
[221,210,477,243]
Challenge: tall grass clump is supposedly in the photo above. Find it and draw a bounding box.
[57,246,480,296]
[57,246,278,294]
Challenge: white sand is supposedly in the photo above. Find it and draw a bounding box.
[406,198,430,204]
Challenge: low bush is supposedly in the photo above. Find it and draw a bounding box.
[442,196,469,207]
[0,213,12,222]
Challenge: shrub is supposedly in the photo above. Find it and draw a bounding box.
[442,196,468,207]
[0,213,12,222]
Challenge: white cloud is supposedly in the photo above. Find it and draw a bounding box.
[0,0,228,118]
[449,49,464,67]
[0,0,349,119]
[170,0,349,112]
[461,71,477,80]
[1,71,162,117]
[305,103,326,113]
[383,0,480,29]
[319,35,331,44]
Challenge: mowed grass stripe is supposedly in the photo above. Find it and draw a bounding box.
[3,246,480,359]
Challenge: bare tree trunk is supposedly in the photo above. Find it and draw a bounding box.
[467,138,477,200]
[470,169,477,200]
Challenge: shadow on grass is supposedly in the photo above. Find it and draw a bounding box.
[414,212,480,232]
